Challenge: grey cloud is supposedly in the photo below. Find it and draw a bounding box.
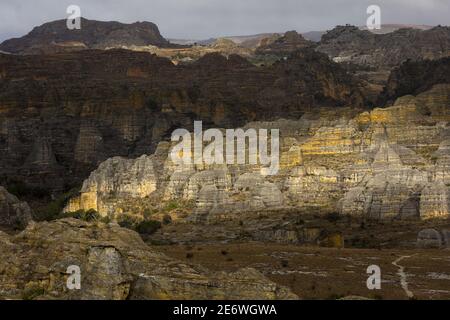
[0,0,449,42]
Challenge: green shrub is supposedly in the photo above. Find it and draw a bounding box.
[162,214,172,225]
[143,208,154,219]
[38,187,80,221]
[65,210,84,219]
[146,97,159,110]
[164,200,179,211]
[117,214,139,230]
[325,212,341,223]
[186,252,194,259]
[61,209,100,222]
[22,287,46,300]
[100,215,111,224]
[84,209,100,222]
[136,220,162,235]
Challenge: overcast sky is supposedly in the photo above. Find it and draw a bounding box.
[0,0,449,42]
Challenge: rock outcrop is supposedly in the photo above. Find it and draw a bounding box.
[379,57,450,105]
[256,31,314,56]
[0,218,296,300]
[0,18,172,54]
[317,25,450,69]
[417,229,450,248]
[0,187,33,229]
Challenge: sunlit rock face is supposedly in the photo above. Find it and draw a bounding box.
[65,155,157,215]
[67,85,450,222]
[419,182,450,219]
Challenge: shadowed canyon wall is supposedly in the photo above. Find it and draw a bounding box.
[0,48,364,191]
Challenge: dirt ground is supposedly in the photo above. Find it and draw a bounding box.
[155,243,450,300]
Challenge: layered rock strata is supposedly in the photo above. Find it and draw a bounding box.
[0,48,363,191]
[67,85,450,222]
[317,25,450,69]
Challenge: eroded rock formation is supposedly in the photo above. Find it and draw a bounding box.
[0,218,296,299]
[66,85,450,223]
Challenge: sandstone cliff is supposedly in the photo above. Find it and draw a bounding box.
[66,85,450,228]
[0,48,364,192]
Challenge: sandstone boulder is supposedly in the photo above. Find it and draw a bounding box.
[0,186,33,229]
[417,229,443,248]
[442,230,450,248]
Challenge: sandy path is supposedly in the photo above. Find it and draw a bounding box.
[392,255,417,299]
